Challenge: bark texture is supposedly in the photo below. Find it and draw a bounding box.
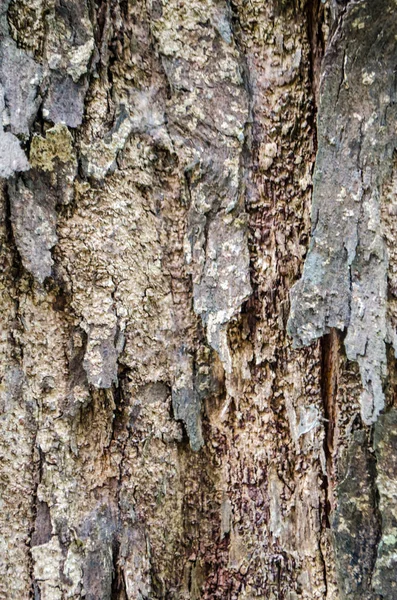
[0,1,396,599]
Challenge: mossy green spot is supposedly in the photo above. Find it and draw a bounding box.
[30,123,75,172]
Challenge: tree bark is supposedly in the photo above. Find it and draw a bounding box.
[0,1,396,599]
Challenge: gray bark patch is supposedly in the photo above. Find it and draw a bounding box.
[43,73,88,129]
[8,124,76,282]
[80,506,116,600]
[0,85,29,178]
[172,350,204,451]
[9,175,58,282]
[288,0,397,424]
[0,39,42,137]
[31,501,52,547]
[0,129,29,178]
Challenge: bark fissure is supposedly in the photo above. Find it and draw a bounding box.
[320,330,340,520]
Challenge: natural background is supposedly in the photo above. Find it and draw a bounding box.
[1,0,396,598]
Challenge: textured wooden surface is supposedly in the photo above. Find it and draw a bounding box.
[0,1,396,599]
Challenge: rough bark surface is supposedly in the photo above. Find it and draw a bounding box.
[0,1,396,599]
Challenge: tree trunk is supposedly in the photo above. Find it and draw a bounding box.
[1,0,396,598]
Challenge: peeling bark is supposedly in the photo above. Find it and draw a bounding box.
[288,0,397,425]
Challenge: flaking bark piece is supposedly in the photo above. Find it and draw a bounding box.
[288,0,397,424]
